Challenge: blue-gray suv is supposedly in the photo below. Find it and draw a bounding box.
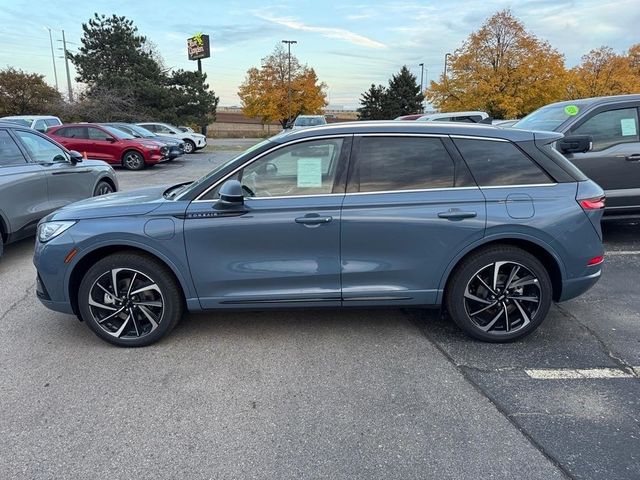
[34,122,605,347]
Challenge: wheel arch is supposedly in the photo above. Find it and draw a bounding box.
[95,175,117,193]
[0,211,8,243]
[438,235,566,304]
[68,243,193,315]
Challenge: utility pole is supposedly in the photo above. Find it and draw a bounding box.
[419,63,424,113]
[46,27,59,92]
[61,30,73,102]
[282,40,297,127]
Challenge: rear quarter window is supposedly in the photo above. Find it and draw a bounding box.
[453,138,552,186]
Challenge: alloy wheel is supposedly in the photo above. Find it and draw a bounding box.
[88,268,164,339]
[95,183,113,196]
[124,152,143,170]
[183,141,194,153]
[464,261,541,335]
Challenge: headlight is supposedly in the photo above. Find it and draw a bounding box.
[38,221,76,243]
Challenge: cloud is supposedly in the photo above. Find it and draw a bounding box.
[255,13,387,49]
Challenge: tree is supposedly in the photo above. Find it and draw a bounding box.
[567,46,640,98]
[426,10,568,119]
[69,13,218,124]
[0,67,61,116]
[357,84,387,120]
[382,66,424,118]
[238,44,327,127]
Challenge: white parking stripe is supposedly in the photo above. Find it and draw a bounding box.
[605,251,640,255]
[525,368,637,379]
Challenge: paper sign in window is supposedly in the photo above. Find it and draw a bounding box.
[297,158,323,187]
[620,118,637,136]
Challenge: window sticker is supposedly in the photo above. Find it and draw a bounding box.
[620,118,637,136]
[564,105,579,116]
[297,158,323,187]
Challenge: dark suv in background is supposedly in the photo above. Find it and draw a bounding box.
[514,94,640,219]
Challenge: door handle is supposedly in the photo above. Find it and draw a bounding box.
[438,210,477,220]
[625,154,640,162]
[295,215,333,225]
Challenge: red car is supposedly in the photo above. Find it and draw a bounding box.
[47,123,169,170]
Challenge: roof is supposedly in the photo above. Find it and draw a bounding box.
[0,115,60,120]
[539,94,640,109]
[271,120,560,143]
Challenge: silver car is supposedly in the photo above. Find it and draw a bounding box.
[0,121,118,257]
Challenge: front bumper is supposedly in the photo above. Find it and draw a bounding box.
[195,137,207,148]
[168,145,185,158]
[33,232,76,314]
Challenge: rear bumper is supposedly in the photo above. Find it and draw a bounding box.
[558,269,601,302]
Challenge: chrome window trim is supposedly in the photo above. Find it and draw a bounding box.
[192,135,350,202]
[479,183,558,189]
[345,186,480,196]
[449,135,509,142]
[356,133,447,138]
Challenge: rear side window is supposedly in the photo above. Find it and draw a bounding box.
[571,107,639,151]
[45,118,61,127]
[0,130,27,166]
[454,139,551,186]
[349,137,454,192]
[56,126,87,138]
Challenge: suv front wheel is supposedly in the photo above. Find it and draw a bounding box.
[446,246,552,342]
[77,252,183,347]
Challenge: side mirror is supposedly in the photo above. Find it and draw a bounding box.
[216,180,244,208]
[557,135,593,154]
[106,137,116,143]
[68,150,84,164]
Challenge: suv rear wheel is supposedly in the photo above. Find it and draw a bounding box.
[446,246,552,342]
[77,252,183,347]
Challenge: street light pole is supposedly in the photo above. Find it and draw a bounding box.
[282,40,297,126]
[46,27,59,92]
[419,63,425,113]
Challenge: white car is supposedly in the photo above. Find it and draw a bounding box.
[0,115,62,133]
[288,115,327,130]
[136,122,206,154]
[415,111,490,123]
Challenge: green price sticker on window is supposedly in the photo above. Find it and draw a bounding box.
[564,105,579,116]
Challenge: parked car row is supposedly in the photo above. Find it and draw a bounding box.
[0,117,209,169]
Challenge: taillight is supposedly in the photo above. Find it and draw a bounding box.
[587,255,604,266]
[579,196,605,210]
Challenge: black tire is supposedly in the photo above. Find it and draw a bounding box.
[445,245,552,342]
[183,139,196,154]
[77,252,183,347]
[122,150,145,170]
[93,180,114,196]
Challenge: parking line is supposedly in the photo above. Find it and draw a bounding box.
[524,368,637,379]
[605,251,640,255]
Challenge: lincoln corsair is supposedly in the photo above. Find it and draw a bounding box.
[34,122,605,347]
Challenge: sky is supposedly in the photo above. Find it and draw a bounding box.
[1,0,639,108]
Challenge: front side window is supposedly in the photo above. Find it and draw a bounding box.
[14,130,67,163]
[454,138,551,186]
[572,107,639,151]
[348,137,454,192]
[88,127,113,141]
[240,138,343,198]
[154,125,173,134]
[0,130,27,166]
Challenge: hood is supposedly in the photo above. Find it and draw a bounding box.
[46,185,170,221]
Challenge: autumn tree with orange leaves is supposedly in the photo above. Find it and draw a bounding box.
[238,44,327,127]
[426,10,568,119]
[567,46,640,98]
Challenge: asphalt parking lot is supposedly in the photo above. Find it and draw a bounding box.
[1,141,638,479]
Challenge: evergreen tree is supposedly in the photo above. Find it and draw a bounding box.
[382,66,424,119]
[357,84,387,120]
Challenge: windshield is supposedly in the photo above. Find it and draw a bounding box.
[125,124,155,138]
[513,103,584,131]
[104,125,136,139]
[174,139,273,199]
